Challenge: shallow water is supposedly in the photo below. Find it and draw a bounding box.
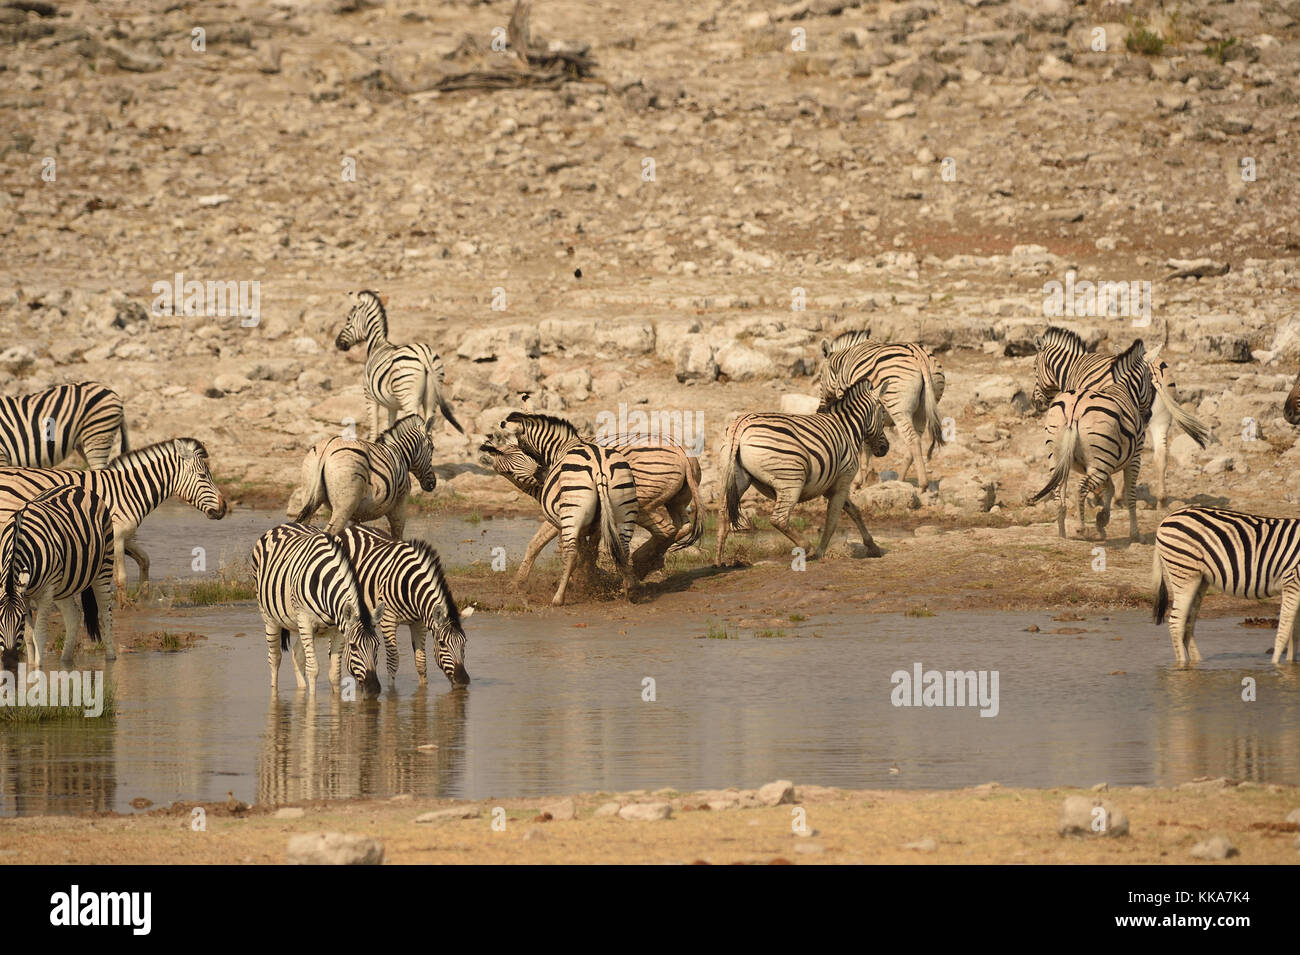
[2,602,1298,816]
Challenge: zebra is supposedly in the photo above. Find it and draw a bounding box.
[0,381,129,469]
[1031,326,1212,508]
[0,485,115,669]
[335,523,470,686]
[1028,339,1154,542]
[334,290,463,439]
[818,332,946,490]
[1284,370,1300,426]
[0,437,227,600]
[251,523,382,696]
[715,376,891,564]
[292,415,437,539]
[482,436,703,580]
[1153,505,1300,665]
[501,412,639,606]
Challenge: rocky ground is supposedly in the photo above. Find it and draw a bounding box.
[2,779,1296,864]
[2,0,1299,558]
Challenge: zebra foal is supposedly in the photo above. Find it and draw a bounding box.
[251,523,382,696]
[293,414,438,539]
[1153,506,1300,665]
[1029,340,1154,542]
[0,381,128,469]
[0,485,115,669]
[715,376,891,563]
[334,291,463,438]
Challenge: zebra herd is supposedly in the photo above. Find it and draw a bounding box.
[0,297,1299,690]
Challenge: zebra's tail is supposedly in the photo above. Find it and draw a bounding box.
[721,430,742,530]
[920,353,945,454]
[293,452,326,523]
[80,587,102,643]
[1029,424,1078,505]
[1155,387,1213,448]
[425,377,464,434]
[118,417,130,456]
[672,455,706,552]
[280,629,291,652]
[1152,548,1170,624]
[595,460,631,570]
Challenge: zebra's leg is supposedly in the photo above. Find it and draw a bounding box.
[54,596,81,664]
[1165,579,1201,665]
[1056,472,1069,539]
[1183,580,1208,663]
[1123,457,1141,543]
[264,621,283,691]
[29,597,56,669]
[382,613,400,683]
[552,535,580,607]
[410,622,428,685]
[1148,403,1171,509]
[386,500,408,541]
[516,522,559,587]
[769,486,813,557]
[324,483,362,537]
[289,636,308,688]
[122,537,150,600]
[297,617,320,690]
[366,394,382,441]
[94,571,116,661]
[327,629,342,687]
[893,415,927,490]
[809,486,850,560]
[1094,474,1115,540]
[1273,582,1300,664]
[841,497,882,558]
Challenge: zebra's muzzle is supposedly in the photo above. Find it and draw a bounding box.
[208,499,228,519]
[419,475,437,493]
[360,671,382,698]
[448,663,470,687]
[334,336,352,352]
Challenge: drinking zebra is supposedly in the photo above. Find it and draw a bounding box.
[0,437,227,600]
[715,376,891,563]
[1032,326,1212,508]
[482,436,702,580]
[818,332,946,490]
[251,523,382,696]
[1029,339,1154,542]
[292,414,438,539]
[336,523,470,686]
[0,485,115,669]
[500,412,639,606]
[0,381,128,468]
[334,290,463,438]
[1153,505,1300,665]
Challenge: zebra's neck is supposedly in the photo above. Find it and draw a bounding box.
[100,449,182,523]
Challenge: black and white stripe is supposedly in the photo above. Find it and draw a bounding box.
[293,414,438,538]
[0,485,114,669]
[501,412,639,606]
[251,523,382,696]
[334,523,469,686]
[1032,326,1211,507]
[0,437,227,598]
[818,332,946,489]
[715,376,891,562]
[1029,340,1155,542]
[0,381,129,469]
[1153,505,1300,665]
[334,291,463,438]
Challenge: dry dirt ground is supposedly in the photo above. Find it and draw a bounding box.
[1,782,1296,864]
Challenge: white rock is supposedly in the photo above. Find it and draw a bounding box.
[287,832,384,865]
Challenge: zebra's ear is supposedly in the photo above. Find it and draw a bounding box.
[1146,342,1163,360]
[820,339,833,358]
[461,606,475,619]
[375,601,387,619]
[424,416,437,436]
[378,293,388,306]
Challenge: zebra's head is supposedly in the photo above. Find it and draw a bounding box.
[819,329,872,358]
[478,440,543,497]
[335,290,387,352]
[410,540,470,687]
[174,439,228,519]
[339,600,382,699]
[382,415,438,492]
[1031,326,1088,411]
[815,361,851,413]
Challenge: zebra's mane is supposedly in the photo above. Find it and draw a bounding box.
[355,290,389,336]
[109,436,208,469]
[1111,339,1146,383]
[824,375,879,412]
[1038,326,1087,355]
[506,412,580,442]
[378,414,425,445]
[1,510,21,599]
[822,330,872,357]
[407,537,461,630]
[328,534,375,635]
